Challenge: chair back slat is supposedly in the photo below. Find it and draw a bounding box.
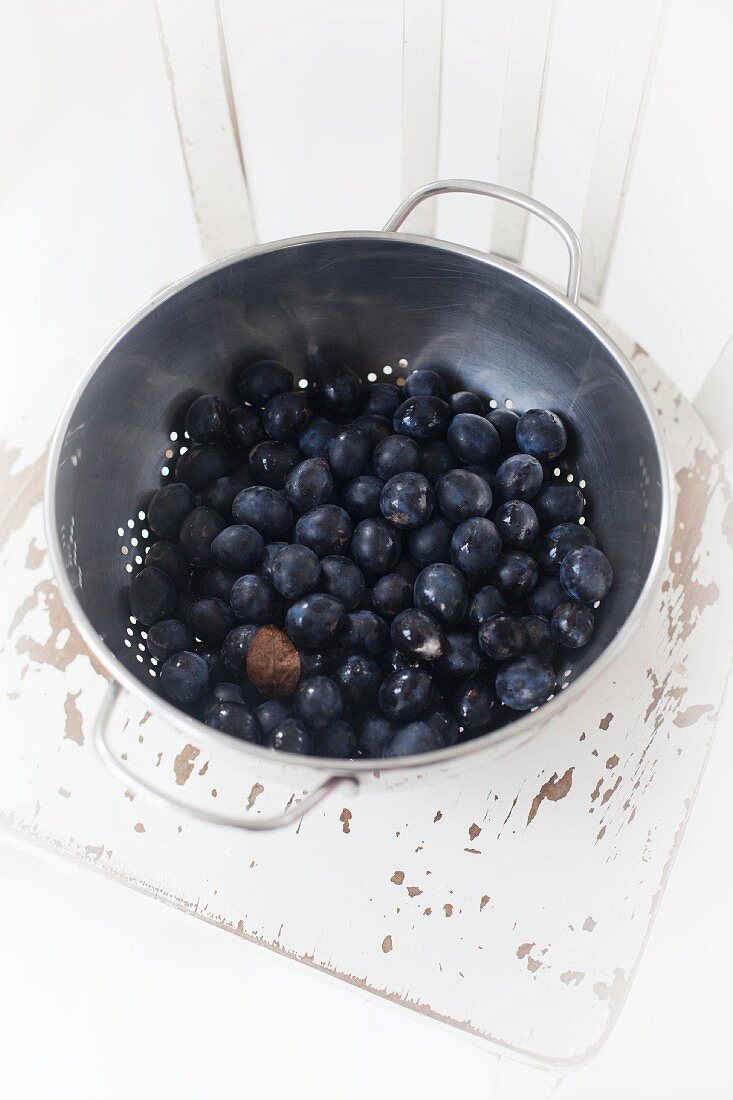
[399,0,446,237]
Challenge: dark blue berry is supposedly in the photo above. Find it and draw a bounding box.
[226,406,264,451]
[493,551,539,599]
[447,413,500,465]
[319,555,365,610]
[466,585,508,629]
[249,441,302,488]
[147,483,195,538]
[516,409,567,461]
[238,360,293,407]
[436,469,492,522]
[393,396,451,442]
[494,500,539,550]
[129,566,177,626]
[160,650,209,704]
[455,682,500,731]
[339,610,388,656]
[532,482,585,527]
[391,608,445,660]
[298,417,338,458]
[450,518,501,578]
[203,476,249,517]
[521,615,556,662]
[496,655,555,710]
[450,391,484,415]
[255,698,292,735]
[527,575,566,617]
[185,394,227,443]
[313,368,362,417]
[383,720,444,757]
[382,646,420,673]
[146,619,193,663]
[187,597,237,645]
[352,414,392,446]
[361,382,401,418]
[145,541,190,588]
[414,563,468,626]
[326,427,370,480]
[232,486,293,540]
[295,505,352,557]
[378,668,434,720]
[538,522,596,574]
[179,506,226,568]
[259,541,288,583]
[175,445,231,492]
[551,602,594,648]
[212,682,247,705]
[404,369,447,397]
[263,391,311,442]
[293,675,343,730]
[315,720,357,758]
[271,544,321,599]
[205,700,259,742]
[357,712,396,757]
[486,407,520,451]
[372,434,421,480]
[211,525,264,571]
[477,613,527,660]
[334,654,381,707]
[351,517,402,574]
[269,718,313,754]
[221,623,259,676]
[408,515,454,569]
[494,454,543,501]
[372,573,413,618]
[284,593,345,648]
[340,475,384,520]
[297,649,327,678]
[420,441,458,482]
[229,575,281,623]
[434,630,482,680]
[379,472,434,530]
[559,546,613,604]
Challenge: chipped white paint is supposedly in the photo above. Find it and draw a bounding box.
[0,323,732,1071]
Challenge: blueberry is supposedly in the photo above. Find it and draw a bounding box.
[494,454,543,502]
[486,408,520,451]
[372,434,421,480]
[372,573,413,618]
[466,585,508,630]
[232,486,293,540]
[447,413,500,466]
[146,619,193,663]
[226,406,264,451]
[203,476,249,517]
[382,646,420,674]
[559,545,613,604]
[145,541,190,588]
[532,482,585,527]
[205,700,260,742]
[315,720,357,758]
[184,394,227,443]
[129,566,177,626]
[477,613,527,660]
[295,505,352,557]
[271,544,321,599]
[297,649,327,678]
[427,710,460,746]
[285,593,345,648]
[238,360,293,407]
[187,597,237,645]
[450,518,502,578]
[249,441,302,488]
[339,610,388,656]
[255,698,292,736]
[408,515,455,569]
[378,668,434,721]
[357,712,396,757]
[221,623,259,676]
[212,682,248,705]
[414,563,468,626]
[298,417,338,458]
[393,396,451,442]
[319,555,365,610]
[340,475,384,520]
[391,608,445,660]
[361,382,401,418]
[229,575,281,623]
[178,507,226,568]
[327,426,370,480]
[334,654,382,707]
[420,441,458,482]
[383,720,444,757]
[455,682,500,731]
[521,615,556,662]
[175,445,231,492]
[193,642,224,681]
[293,675,343,730]
[147,483,195,538]
[392,557,418,583]
[516,409,567,461]
[450,391,484,415]
[259,542,288,583]
[351,517,402,574]
[436,469,492,522]
[269,718,313,754]
[538,522,596,574]
[433,630,482,680]
[493,551,539,599]
[527,575,566,618]
[211,525,264,571]
[313,367,362,417]
[379,472,434,530]
[494,500,539,550]
[496,655,555,710]
[404,369,447,398]
[262,391,311,442]
[352,414,392,447]
[551,601,595,648]
[159,650,209,704]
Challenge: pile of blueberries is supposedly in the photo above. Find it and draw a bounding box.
[128,358,613,759]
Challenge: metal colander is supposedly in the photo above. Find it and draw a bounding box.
[46,181,671,829]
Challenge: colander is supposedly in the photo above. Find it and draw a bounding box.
[45,180,671,830]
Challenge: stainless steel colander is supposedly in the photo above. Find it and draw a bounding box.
[45,180,671,829]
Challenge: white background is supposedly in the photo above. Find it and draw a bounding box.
[1,1,732,1096]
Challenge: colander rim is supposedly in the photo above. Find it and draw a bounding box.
[44,228,674,776]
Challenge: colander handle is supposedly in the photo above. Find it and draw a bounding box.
[383,179,582,304]
[93,681,357,831]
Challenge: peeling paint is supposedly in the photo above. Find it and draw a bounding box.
[527,768,574,825]
[339,808,352,834]
[173,744,200,786]
[246,782,264,810]
[673,703,715,728]
[381,935,392,953]
[63,690,84,745]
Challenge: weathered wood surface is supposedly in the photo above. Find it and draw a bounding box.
[0,320,731,1067]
